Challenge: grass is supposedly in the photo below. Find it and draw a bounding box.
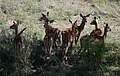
[0,0,120,76]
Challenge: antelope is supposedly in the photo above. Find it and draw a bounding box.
[92,23,111,44]
[75,13,90,45]
[62,19,77,61]
[90,17,102,38]
[39,12,61,56]
[79,23,111,54]
[10,20,26,53]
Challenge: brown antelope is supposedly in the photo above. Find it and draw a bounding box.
[62,19,77,61]
[10,20,26,53]
[79,23,111,53]
[92,23,111,44]
[90,17,102,38]
[75,13,90,45]
[39,12,61,56]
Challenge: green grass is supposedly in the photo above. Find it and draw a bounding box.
[0,0,120,76]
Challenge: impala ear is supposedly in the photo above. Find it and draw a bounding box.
[69,19,72,24]
[98,16,101,18]
[47,12,49,16]
[74,20,77,26]
[86,14,90,17]
[94,17,97,19]
[106,23,108,26]
[17,20,20,25]
[19,20,23,24]
[74,20,77,24]
[49,19,54,23]
[80,13,83,17]
[41,13,46,17]
[13,21,16,24]
[103,22,106,27]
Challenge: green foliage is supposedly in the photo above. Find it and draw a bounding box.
[0,35,15,76]
[0,20,4,25]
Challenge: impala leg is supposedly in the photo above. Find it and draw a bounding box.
[44,36,49,55]
[64,41,71,61]
[70,41,73,53]
[49,37,53,55]
[13,42,16,62]
[15,42,18,56]
[53,35,57,50]
[61,32,65,51]
[61,31,67,52]
[19,39,22,52]
[75,33,80,45]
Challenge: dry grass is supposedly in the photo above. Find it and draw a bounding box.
[0,0,120,41]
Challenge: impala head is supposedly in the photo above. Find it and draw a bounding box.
[90,17,100,25]
[104,23,111,32]
[102,23,111,38]
[10,20,19,30]
[39,12,54,24]
[39,13,48,22]
[80,13,90,23]
[69,19,78,28]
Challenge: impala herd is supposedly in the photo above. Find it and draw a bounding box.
[10,12,111,62]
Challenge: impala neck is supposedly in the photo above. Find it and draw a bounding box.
[95,23,98,30]
[102,26,108,38]
[79,21,86,30]
[44,19,49,28]
[15,25,18,36]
